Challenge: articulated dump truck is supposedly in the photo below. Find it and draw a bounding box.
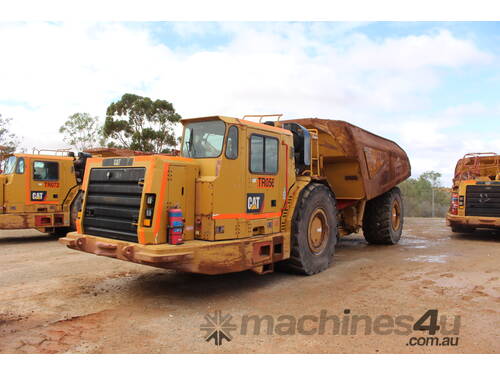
[447,153,500,233]
[0,148,149,235]
[0,150,90,235]
[60,116,411,275]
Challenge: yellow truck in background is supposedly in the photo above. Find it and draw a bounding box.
[0,150,90,235]
[60,115,411,275]
[447,152,500,233]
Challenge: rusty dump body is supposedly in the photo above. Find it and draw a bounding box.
[289,118,411,201]
[447,153,500,231]
[61,115,411,275]
[84,147,180,158]
[83,148,155,157]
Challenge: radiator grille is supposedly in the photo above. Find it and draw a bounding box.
[465,184,500,218]
[83,167,145,242]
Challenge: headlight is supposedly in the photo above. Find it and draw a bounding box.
[143,194,156,226]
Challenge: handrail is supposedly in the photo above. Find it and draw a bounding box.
[462,152,497,158]
[242,114,283,123]
[32,148,72,156]
[307,128,321,176]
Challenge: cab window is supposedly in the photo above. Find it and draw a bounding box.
[250,134,279,174]
[225,126,239,159]
[2,156,16,174]
[16,158,25,174]
[181,120,226,158]
[33,161,59,181]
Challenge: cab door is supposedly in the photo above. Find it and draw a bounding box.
[211,124,247,240]
[3,156,28,213]
[245,131,284,236]
[28,158,64,211]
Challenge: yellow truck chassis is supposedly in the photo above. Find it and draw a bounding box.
[61,115,410,275]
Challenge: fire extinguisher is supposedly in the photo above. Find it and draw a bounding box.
[168,207,184,245]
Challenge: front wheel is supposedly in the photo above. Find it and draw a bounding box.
[49,227,71,238]
[70,190,83,231]
[362,187,404,245]
[451,225,475,233]
[282,183,338,275]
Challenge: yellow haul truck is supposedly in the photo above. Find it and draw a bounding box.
[60,116,411,275]
[447,152,500,233]
[0,150,90,235]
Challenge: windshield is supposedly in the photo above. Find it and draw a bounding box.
[2,156,16,174]
[181,120,226,158]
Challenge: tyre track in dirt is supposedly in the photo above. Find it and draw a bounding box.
[0,219,498,353]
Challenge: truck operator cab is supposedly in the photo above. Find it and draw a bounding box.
[179,116,295,242]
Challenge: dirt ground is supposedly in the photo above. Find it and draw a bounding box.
[0,218,498,354]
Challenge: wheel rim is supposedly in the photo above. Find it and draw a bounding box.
[308,208,329,254]
[391,199,401,231]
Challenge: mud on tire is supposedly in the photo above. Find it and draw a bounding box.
[362,187,403,245]
[281,183,338,275]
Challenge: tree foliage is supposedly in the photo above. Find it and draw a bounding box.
[399,171,451,217]
[59,112,105,151]
[0,113,21,158]
[103,93,181,153]
[420,171,441,187]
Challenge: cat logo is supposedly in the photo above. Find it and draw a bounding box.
[247,193,264,213]
[31,191,47,201]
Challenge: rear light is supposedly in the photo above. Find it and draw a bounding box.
[450,192,459,215]
[143,194,156,227]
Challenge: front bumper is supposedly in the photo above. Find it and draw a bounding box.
[0,213,29,229]
[59,231,287,275]
[0,212,68,230]
[446,214,500,229]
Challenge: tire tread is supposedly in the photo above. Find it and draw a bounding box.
[282,183,337,275]
[362,187,403,245]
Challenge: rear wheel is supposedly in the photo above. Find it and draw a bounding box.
[362,187,403,245]
[282,183,338,275]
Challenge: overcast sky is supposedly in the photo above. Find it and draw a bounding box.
[0,21,499,186]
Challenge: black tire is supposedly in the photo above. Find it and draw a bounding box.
[362,187,403,245]
[282,183,338,275]
[451,225,475,233]
[49,190,83,238]
[70,190,83,231]
[49,227,70,238]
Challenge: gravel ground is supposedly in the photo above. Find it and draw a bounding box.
[0,217,498,353]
